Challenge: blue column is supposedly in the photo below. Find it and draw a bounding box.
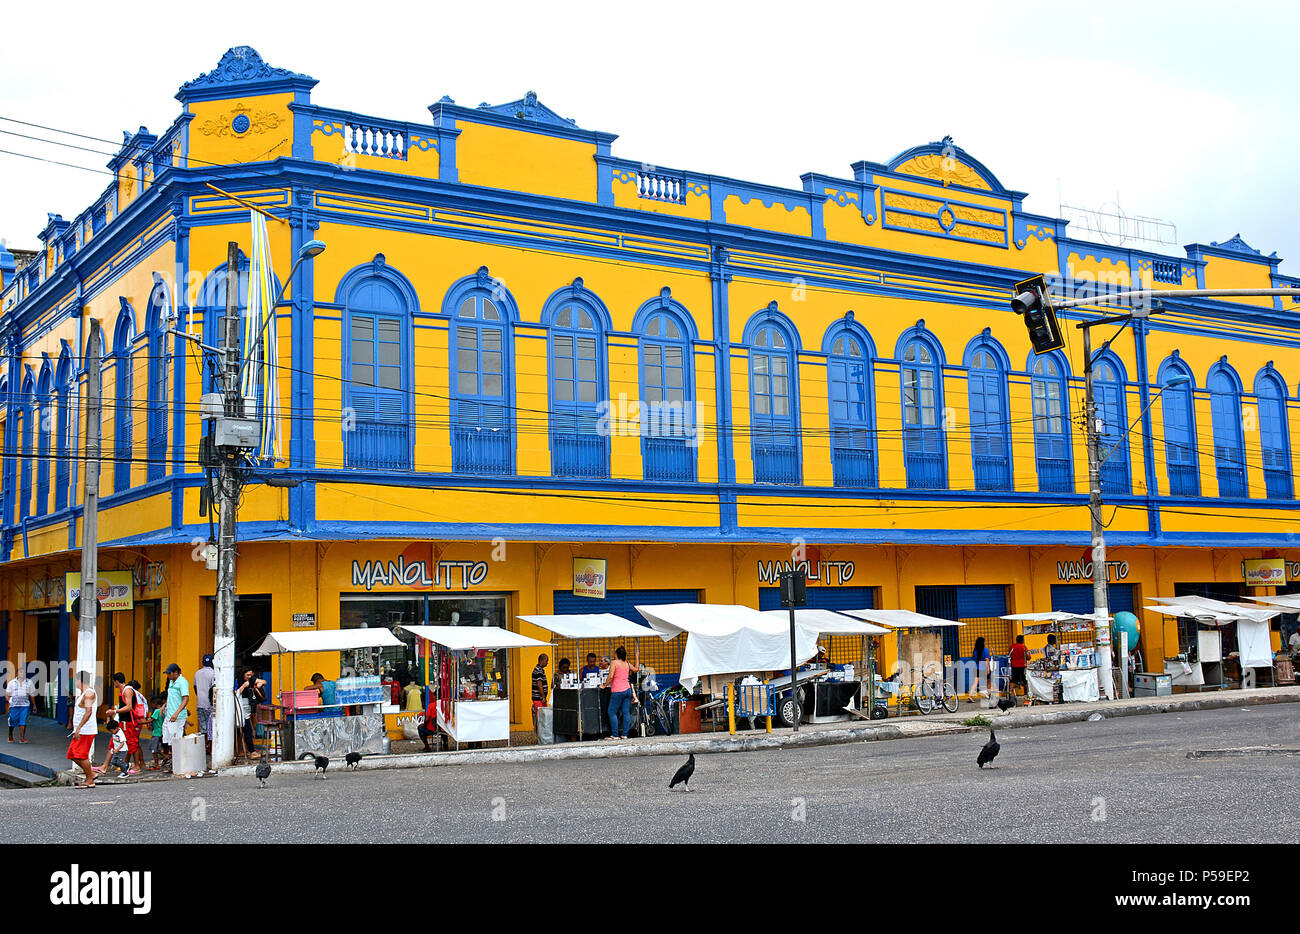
[56,606,70,722]
[710,247,737,533]
[288,188,318,532]
[1132,305,1160,539]
[171,202,190,534]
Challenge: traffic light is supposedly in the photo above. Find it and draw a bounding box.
[1012,274,1064,354]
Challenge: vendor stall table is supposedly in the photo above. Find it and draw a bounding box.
[398,625,549,748]
[1146,597,1281,692]
[252,628,406,760]
[841,608,964,717]
[1002,612,1105,704]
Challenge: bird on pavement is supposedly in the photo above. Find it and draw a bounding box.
[669,754,695,792]
[976,729,1000,769]
[996,696,1015,712]
[255,761,272,788]
[300,752,329,778]
[345,751,363,770]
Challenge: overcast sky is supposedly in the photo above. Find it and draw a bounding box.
[2,0,1296,276]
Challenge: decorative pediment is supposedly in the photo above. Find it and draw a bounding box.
[476,90,578,128]
[177,46,316,102]
[887,136,1007,193]
[1209,233,1259,256]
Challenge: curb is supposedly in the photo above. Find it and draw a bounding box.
[218,687,1300,780]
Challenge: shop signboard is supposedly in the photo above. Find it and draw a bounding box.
[292,613,317,629]
[64,571,134,612]
[572,558,607,599]
[1242,558,1286,587]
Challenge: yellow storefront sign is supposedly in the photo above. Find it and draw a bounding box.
[1243,558,1286,587]
[64,571,135,612]
[572,558,607,599]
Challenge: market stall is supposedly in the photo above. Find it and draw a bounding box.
[397,624,549,748]
[758,609,890,722]
[1001,611,1106,704]
[251,628,407,760]
[840,608,964,717]
[1145,597,1280,691]
[516,612,669,739]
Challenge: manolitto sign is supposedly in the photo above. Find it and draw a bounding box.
[1242,558,1286,587]
[65,571,134,612]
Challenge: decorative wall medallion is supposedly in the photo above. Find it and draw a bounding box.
[199,101,281,137]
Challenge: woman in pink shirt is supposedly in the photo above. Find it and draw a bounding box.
[603,645,640,740]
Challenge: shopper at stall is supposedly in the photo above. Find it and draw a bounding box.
[552,658,572,691]
[67,670,98,789]
[971,637,989,698]
[236,668,266,760]
[6,663,36,743]
[1009,635,1029,701]
[418,694,438,752]
[305,672,326,703]
[162,663,189,772]
[580,653,601,679]
[603,645,640,740]
[109,672,145,774]
[531,654,549,729]
[1288,628,1300,660]
[1044,634,1062,671]
[194,654,216,753]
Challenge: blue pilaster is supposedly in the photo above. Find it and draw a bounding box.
[56,607,70,722]
[1132,304,1160,538]
[710,246,737,533]
[288,187,319,532]
[171,198,190,533]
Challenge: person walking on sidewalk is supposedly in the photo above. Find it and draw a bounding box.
[603,645,640,740]
[1009,635,1029,703]
[109,673,145,774]
[67,671,98,789]
[194,654,215,756]
[162,663,189,772]
[971,637,990,699]
[530,654,549,731]
[6,664,36,743]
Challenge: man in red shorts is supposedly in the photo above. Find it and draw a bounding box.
[68,670,99,789]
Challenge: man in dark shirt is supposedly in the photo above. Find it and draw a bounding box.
[531,654,549,730]
[579,653,601,679]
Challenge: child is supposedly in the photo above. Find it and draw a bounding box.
[95,717,130,777]
[146,693,166,770]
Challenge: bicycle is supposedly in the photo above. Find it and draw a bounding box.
[914,670,960,714]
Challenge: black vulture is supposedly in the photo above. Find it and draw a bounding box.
[669,754,695,791]
[300,752,329,778]
[255,761,271,788]
[345,751,363,770]
[976,729,1000,769]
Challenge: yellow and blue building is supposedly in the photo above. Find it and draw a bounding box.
[2,46,1299,729]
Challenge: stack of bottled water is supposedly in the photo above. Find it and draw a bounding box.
[337,675,385,705]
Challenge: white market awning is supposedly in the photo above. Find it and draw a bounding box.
[1147,596,1279,624]
[1249,593,1300,610]
[841,608,964,629]
[252,628,405,656]
[1001,611,1111,623]
[758,608,889,636]
[634,603,772,639]
[517,613,665,640]
[397,624,550,651]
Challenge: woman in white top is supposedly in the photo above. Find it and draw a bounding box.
[67,671,99,788]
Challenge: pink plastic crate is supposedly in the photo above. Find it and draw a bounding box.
[281,690,320,712]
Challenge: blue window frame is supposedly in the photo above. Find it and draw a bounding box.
[1208,364,1246,498]
[198,259,250,395]
[1158,358,1198,496]
[1030,353,1072,492]
[113,310,133,493]
[449,285,513,476]
[18,375,32,520]
[35,365,51,515]
[966,341,1011,491]
[343,274,412,470]
[826,326,875,487]
[145,283,169,481]
[545,287,609,479]
[639,307,695,482]
[55,352,71,510]
[1094,356,1130,495]
[749,319,800,484]
[900,335,945,489]
[1255,369,1292,500]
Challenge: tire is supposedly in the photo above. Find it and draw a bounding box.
[776,695,801,728]
[915,684,934,715]
[871,704,889,720]
[942,687,959,714]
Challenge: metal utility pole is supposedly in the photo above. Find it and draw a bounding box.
[1081,325,1114,701]
[780,568,807,731]
[75,318,102,693]
[211,241,243,769]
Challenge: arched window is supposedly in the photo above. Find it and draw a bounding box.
[340,263,414,470]
[34,363,52,516]
[197,258,249,394]
[145,281,170,480]
[1208,362,1246,497]
[899,332,945,489]
[113,305,134,493]
[1255,368,1292,500]
[966,338,1011,491]
[1030,352,1071,492]
[446,270,515,476]
[18,372,33,520]
[825,323,875,487]
[545,284,609,479]
[747,310,800,485]
[637,294,696,482]
[1158,357,1198,496]
[55,350,72,510]
[1094,355,1130,495]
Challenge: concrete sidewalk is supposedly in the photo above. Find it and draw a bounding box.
[2,713,72,780]
[220,684,1300,780]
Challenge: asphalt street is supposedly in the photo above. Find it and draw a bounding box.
[2,705,1296,843]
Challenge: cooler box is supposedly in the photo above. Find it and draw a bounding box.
[1133,672,1172,697]
[172,733,207,773]
[281,690,320,712]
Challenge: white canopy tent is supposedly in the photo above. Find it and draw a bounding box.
[758,608,890,636]
[1145,597,1280,678]
[252,628,405,656]
[840,608,965,629]
[516,613,663,640]
[396,625,550,650]
[1249,594,1300,610]
[634,603,820,691]
[1001,611,1111,624]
